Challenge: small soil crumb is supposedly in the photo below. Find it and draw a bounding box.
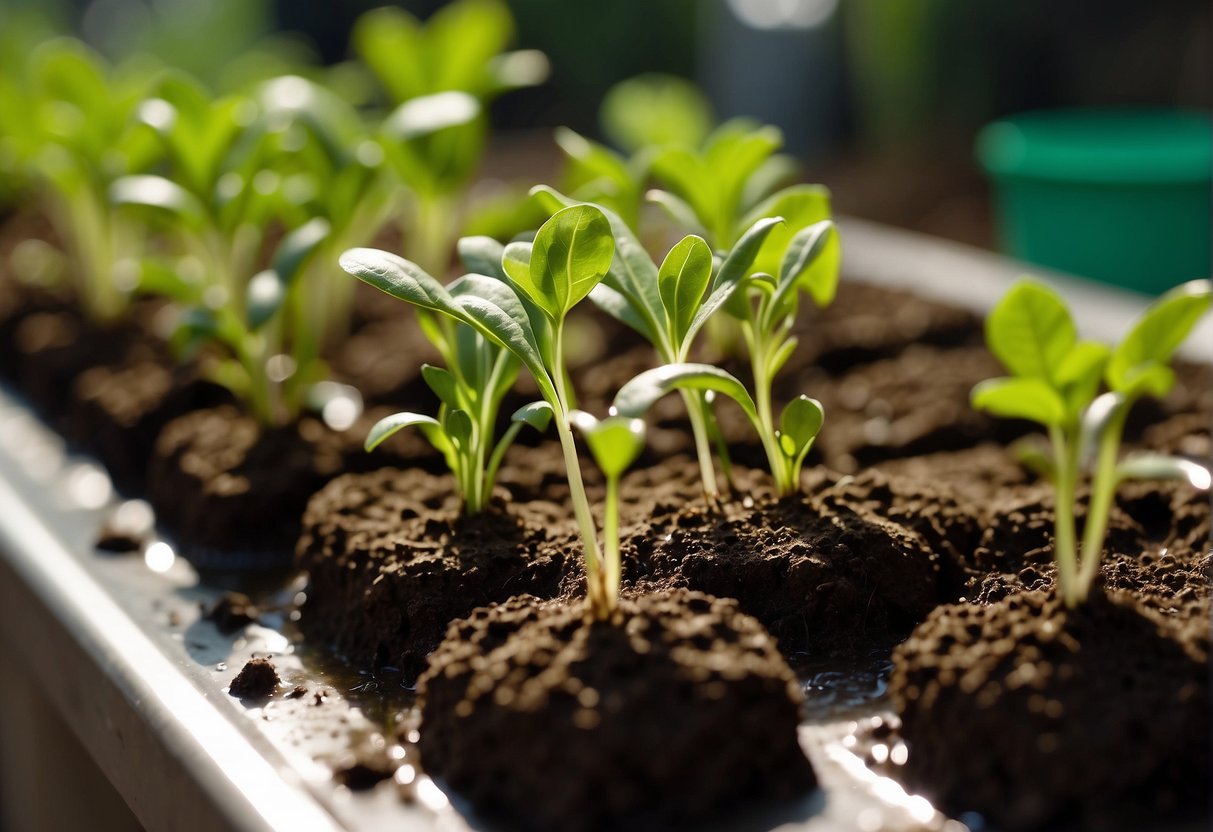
[333,739,399,791]
[228,658,280,700]
[419,590,814,831]
[286,684,308,699]
[205,592,261,634]
[94,499,155,553]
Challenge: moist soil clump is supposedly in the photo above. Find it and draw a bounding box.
[229,657,281,700]
[205,592,262,634]
[296,464,579,681]
[626,465,979,658]
[417,590,815,832]
[889,588,1210,831]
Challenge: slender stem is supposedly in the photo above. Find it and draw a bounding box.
[1048,425,1079,606]
[604,473,621,610]
[746,318,792,495]
[1075,406,1129,603]
[553,321,607,617]
[681,390,719,502]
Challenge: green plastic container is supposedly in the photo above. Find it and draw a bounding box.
[978,109,1212,294]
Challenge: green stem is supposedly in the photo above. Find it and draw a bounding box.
[1075,406,1129,603]
[747,321,792,495]
[681,390,719,502]
[604,473,621,610]
[1049,425,1079,606]
[412,192,456,277]
[553,322,607,617]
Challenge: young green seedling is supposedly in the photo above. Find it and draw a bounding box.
[5,38,159,322]
[972,277,1213,607]
[609,220,837,497]
[570,411,646,614]
[533,184,784,499]
[111,71,335,425]
[353,0,549,274]
[363,237,551,514]
[341,205,618,617]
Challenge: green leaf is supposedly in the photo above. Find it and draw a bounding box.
[523,204,614,319]
[778,220,840,308]
[247,218,332,330]
[569,411,646,479]
[646,189,707,238]
[109,174,208,230]
[1116,453,1211,490]
[457,235,508,280]
[1115,363,1176,400]
[421,364,462,410]
[383,91,481,140]
[971,377,1067,427]
[365,411,445,452]
[684,216,784,349]
[738,184,832,279]
[1106,278,1212,394]
[985,279,1076,383]
[531,186,666,344]
[613,364,760,430]
[778,395,824,459]
[1056,340,1111,418]
[454,287,553,401]
[444,408,474,449]
[589,283,657,344]
[599,73,713,154]
[512,400,553,431]
[1012,435,1057,481]
[657,235,713,343]
[339,247,462,319]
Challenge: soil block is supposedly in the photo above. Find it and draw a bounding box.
[889,588,1210,830]
[418,590,815,831]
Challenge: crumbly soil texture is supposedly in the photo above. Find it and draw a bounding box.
[417,590,815,832]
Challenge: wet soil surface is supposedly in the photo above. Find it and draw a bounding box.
[417,590,814,832]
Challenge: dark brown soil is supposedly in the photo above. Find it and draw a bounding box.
[147,405,417,571]
[889,588,1210,831]
[205,592,261,634]
[296,463,578,681]
[626,465,980,658]
[417,590,815,832]
[229,657,281,699]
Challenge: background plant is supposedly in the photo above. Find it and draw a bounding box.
[341,205,625,617]
[352,0,549,274]
[972,277,1213,606]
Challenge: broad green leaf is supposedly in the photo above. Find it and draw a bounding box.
[444,408,474,449]
[778,395,824,459]
[501,240,531,285]
[778,220,839,308]
[738,184,832,280]
[421,364,462,410]
[449,272,533,338]
[589,283,657,345]
[600,73,713,154]
[1106,279,1212,394]
[524,204,614,319]
[454,291,553,401]
[613,363,759,430]
[556,128,633,195]
[365,411,444,452]
[971,377,1067,427]
[569,411,646,479]
[985,279,1076,383]
[1114,362,1176,401]
[351,6,426,103]
[512,400,553,431]
[427,0,514,95]
[530,186,665,344]
[658,235,713,343]
[1055,340,1111,418]
[339,247,462,319]
[457,235,507,280]
[1116,453,1211,490]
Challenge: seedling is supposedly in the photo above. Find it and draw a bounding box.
[609,220,837,497]
[570,411,646,614]
[3,38,157,322]
[363,238,552,514]
[111,72,335,425]
[972,277,1213,607]
[341,205,620,617]
[353,0,549,274]
[533,185,783,499]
